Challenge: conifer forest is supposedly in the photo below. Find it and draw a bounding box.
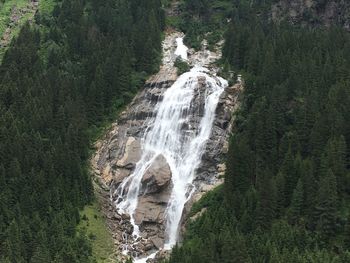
[0,0,349,262]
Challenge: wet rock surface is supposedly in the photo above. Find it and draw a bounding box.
[91,31,242,262]
[141,155,172,194]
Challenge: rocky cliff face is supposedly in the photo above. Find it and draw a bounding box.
[91,32,242,261]
[272,0,350,31]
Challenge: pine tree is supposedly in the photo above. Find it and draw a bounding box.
[257,170,276,228]
[274,172,286,217]
[30,244,51,263]
[225,136,253,197]
[314,169,338,238]
[221,230,252,263]
[288,179,304,224]
[0,164,6,191]
[325,136,348,195]
[300,159,317,228]
[280,147,297,206]
[4,220,25,262]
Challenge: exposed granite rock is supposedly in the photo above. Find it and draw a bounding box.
[116,137,141,169]
[271,0,350,31]
[134,196,166,225]
[91,31,243,261]
[141,155,172,194]
[150,236,164,250]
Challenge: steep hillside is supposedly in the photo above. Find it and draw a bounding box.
[1,0,349,262]
[91,28,242,262]
[0,0,56,61]
[169,0,350,262]
[272,0,350,31]
[0,0,164,262]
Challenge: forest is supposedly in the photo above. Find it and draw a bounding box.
[1,0,350,262]
[0,0,164,262]
[169,0,350,262]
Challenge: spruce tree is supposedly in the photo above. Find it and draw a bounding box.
[314,169,338,238]
[288,179,304,224]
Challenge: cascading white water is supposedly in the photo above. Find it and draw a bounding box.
[114,37,228,261]
[174,37,188,60]
[163,66,227,248]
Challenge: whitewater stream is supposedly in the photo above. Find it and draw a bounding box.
[114,36,228,262]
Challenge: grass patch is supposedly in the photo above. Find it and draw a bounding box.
[0,0,28,36]
[39,0,55,15]
[78,202,117,263]
[0,0,55,62]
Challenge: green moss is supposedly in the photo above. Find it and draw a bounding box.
[78,202,117,263]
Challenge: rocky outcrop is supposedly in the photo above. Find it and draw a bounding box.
[116,137,141,169]
[271,0,350,31]
[91,31,242,261]
[141,155,172,194]
[133,155,172,237]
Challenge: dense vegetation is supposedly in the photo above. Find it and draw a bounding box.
[168,0,233,49]
[0,0,50,61]
[170,0,350,262]
[0,0,164,262]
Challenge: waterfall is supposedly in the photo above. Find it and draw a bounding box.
[174,37,188,60]
[114,37,228,261]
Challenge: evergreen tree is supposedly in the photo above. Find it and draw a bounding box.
[169,2,350,262]
[288,179,304,224]
[314,169,338,238]
[0,0,165,261]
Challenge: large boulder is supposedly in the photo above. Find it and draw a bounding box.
[141,155,172,194]
[134,195,167,225]
[150,236,164,249]
[134,155,172,226]
[116,137,141,169]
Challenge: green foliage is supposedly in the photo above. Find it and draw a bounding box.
[165,16,181,29]
[174,57,190,75]
[0,0,28,36]
[0,0,164,262]
[188,185,224,218]
[169,1,350,262]
[0,0,39,61]
[38,0,56,16]
[175,0,233,49]
[78,203,116,263]
[314,169,339,238]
